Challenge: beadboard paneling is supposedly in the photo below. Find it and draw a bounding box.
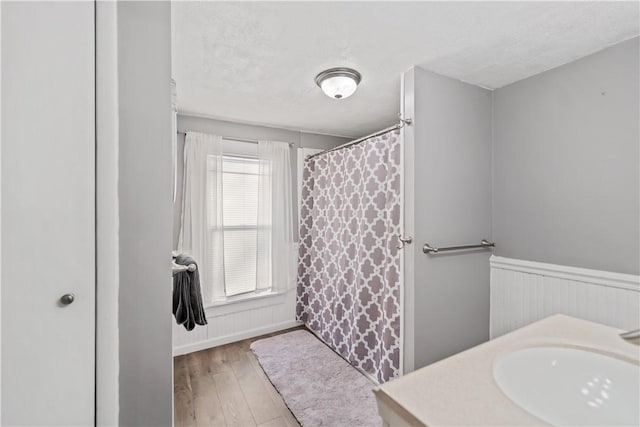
[172,289,299,355]
[490,256,640,338]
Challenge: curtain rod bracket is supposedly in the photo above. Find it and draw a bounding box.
[398,114,412,127]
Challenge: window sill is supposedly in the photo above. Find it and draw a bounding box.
[204,289,291,318]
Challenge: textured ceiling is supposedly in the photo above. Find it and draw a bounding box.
[172,1,639,137]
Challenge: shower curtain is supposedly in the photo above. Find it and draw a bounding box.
[296,131,402,383]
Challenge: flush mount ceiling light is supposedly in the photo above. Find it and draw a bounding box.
[315,67,362,99]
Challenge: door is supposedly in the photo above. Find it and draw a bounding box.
[1,2,96,425]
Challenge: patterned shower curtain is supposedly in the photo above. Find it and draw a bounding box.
[296,131,402,383]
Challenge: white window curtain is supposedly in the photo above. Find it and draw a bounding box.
[179,133,296,306]
[257,141,296,293]
[178,132,226,303]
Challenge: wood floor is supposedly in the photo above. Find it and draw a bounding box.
[174,327,303,427]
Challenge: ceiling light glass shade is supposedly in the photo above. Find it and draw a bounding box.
[315,68,361,99]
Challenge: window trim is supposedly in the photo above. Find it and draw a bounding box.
[204,289,287,317]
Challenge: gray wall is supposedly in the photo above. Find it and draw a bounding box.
[118,2,173,426]
[404,67,493,369]
[493,37,640,275]
[173,114,349,247]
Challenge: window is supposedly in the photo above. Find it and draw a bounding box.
[181,134,294,305]
[209,155,271,297]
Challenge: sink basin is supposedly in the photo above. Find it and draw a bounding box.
[493,347,639,426]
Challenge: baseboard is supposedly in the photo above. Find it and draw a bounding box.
[173,319,303,356]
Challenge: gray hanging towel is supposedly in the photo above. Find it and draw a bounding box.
[173,254,207,331]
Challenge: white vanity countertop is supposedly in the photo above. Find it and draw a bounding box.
[373,315,640,426]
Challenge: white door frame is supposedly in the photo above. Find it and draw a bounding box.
[96,2,120,425]
[1,1,4,421]
[400,71,416,374]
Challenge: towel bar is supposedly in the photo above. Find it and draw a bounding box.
[172,262,196,274]
[423,239,495,254]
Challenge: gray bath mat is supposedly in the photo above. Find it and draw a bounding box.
[250,330,382,427]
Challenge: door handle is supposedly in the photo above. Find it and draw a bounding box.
[59,293,75,305]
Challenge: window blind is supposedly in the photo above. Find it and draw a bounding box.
[221,156,260,296]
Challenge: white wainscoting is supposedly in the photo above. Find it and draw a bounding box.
[172,289,300,356]
[490,256,640,339]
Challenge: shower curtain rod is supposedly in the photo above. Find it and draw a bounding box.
[306,116,412,161]
[177,131,293,146]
